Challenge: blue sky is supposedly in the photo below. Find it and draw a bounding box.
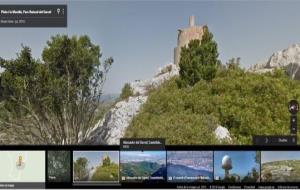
[214,151,259,179]
[73,151,119,169]
[1,0,300,94]
[261,151,300,163]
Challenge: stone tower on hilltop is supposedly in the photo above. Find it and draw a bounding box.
[174,16,207,66]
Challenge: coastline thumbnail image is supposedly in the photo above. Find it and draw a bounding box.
[261,151,300,182]
[120,151,166,182]
[47,151,71,182]
[167,151,213,182]
[214,151,260,183]
[73,151,119,183]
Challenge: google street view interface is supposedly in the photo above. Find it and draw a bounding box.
[1,0,300,189]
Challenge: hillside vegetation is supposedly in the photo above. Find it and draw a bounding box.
[121,161,162,177]
[262,160,300,182]
[125,27,300,145]
[125,68,300,145]
[91,163,119,181]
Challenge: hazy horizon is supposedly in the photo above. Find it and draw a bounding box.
[261,151,300,163]
[1,0,300,94]
[120,151,166,164]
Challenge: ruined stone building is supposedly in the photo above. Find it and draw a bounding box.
[174,16,207,66]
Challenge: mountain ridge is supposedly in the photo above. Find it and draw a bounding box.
[249,43,300,80]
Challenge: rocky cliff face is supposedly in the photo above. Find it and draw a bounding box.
[83,63,231,145]
[130,64,180,95]
[249,44,300,80]
[82,63,180,145]
[83,96,148,145]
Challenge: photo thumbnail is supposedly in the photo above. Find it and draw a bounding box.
[167,151,213,182]
[261,151,300,182]
[73,151,119,184]
[214,151,260,183]
[120,151,166,182]
[47,151,71,182]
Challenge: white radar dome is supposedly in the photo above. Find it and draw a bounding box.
[221,155,232,170]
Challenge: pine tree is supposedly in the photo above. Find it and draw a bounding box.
[177,26,220,87]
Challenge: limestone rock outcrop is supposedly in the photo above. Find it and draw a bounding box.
[83,96,148,145]
[82,63,179,145]
[249,44,300,80]
[215,125,232,142]
[129,63,179,95]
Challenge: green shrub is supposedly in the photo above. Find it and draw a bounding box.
[91,163,119,181]
[226,57,242,70]
[125,69,300,145]
[177,26,220,87]
[119,83,133,100]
